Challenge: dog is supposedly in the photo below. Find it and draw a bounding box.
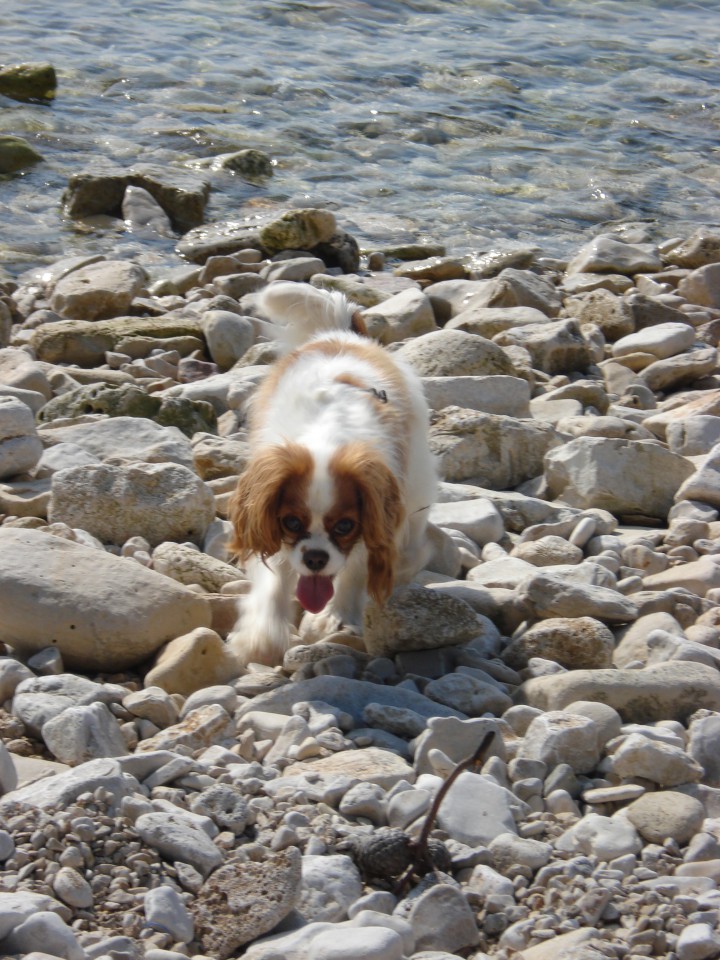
[227,281,437,668]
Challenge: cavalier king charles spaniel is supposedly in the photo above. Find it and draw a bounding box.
[227,281,437,668]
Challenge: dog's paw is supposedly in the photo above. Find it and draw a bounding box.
[299,608,362,644]
[226,625,291,669]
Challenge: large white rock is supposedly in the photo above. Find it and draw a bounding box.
[37,415,194,467]
[612,321,695,360]
[41,702,128,766]
[677,262,720,309]
[49,461,216,546]
[434,770,518,846]
[429,498,504,546]
[361,287,438,344]
[395,329,515,377]
[422,375,531,417]
[0,528,211,671]
[667,417,720,457]
[202,310,255,370]
[518,711,601,774]
[566,236,662,276]
[298,854,363,922]
[50,259,148,320]
[676,445,720,508]
[0,396,42,480]
[544,436,694,519]
[430,407,559,488]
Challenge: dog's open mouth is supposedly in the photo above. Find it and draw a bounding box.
[296,575,334,614]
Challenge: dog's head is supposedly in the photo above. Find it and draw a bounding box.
[228,440,404,612]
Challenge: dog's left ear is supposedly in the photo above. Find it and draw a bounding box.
[332,444,404,604]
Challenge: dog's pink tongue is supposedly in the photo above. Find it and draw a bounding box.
[296,575,334,614]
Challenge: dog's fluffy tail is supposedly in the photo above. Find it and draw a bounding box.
[259,281,361,351]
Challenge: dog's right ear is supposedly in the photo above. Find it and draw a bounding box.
[228,444,312,562]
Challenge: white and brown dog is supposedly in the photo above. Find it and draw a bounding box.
[227,282,437,667]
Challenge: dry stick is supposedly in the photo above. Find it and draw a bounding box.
[395,728,497,892]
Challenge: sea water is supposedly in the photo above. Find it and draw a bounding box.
[1,0,719,274]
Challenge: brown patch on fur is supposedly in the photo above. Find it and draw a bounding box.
[330,443,404,604]
[228,443,313,562]
[351,309,368,337]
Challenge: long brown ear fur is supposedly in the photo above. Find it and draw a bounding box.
[228,444,312,562]
[331,444,404,604]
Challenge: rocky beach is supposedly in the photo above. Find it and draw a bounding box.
[1,138,720,960]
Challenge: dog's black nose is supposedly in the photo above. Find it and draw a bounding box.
[304,549,329,572]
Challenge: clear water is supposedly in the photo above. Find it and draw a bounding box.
[1,0,719,277]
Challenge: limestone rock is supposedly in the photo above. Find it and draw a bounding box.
[193,850,301,958]
[63,161,210,231]
[144,628,240,696]
[504,617,615,670]
[49,461,215,546]
[422,374,531,417]
[625,791,705,844]
[566,236,662,276]
[611,733,703,786]
[424,673,512,717]
[202,311,255,370]
[518,711,601,775]
[284,747,414,790]
[361,287,437,344]
[518,662,720,722]
[670,229,720,268]
[0,62,57,101]
[41,702,128,766]
[236,675,465,726]
[493,318,592,375]
[395,329,515,377]
[38,383,216,437]
[446,304,551,338]
[545,436,694,520]
[405,883,480,954]
[152,542,239,591]
[297,854,363,922]
[638,346,718,394]
[676,446,720,509]
[429,498,504,546]
[678,263,720,309]
[515,570,637,624]
[364,584,483,657]
[121,184,173,236]
[612,322,695,361]
[30,315,205,367]
[562,288,635,342]
[50,260,148,320]
[135,703,233,754]
[0,135,43,174]
[259,208,337,254]
[135,810,223,877]
[0,396,42,480]
[0,527,211,671]
[38,416,194,468]
[429,406,559,488]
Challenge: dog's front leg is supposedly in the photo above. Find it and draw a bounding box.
[227,554,297,668]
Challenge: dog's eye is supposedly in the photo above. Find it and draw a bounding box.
[333,518,355,536]
[282,516,303,533]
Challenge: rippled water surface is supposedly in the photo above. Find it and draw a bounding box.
[1,0,719,275]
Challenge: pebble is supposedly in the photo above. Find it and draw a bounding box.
[2,216,720,960]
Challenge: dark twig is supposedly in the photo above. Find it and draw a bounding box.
[395,728,497,891]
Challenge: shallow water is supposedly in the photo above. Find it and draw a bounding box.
[1,0,720,276]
